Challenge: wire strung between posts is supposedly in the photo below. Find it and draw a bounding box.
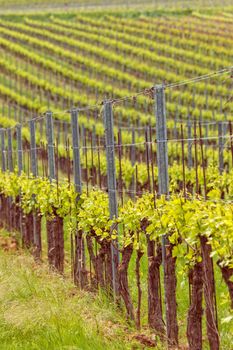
[156,134,233,143]
[7,133,233,153]
[172,119,231,126]
[1,66,231,125]
[52,109,73,115]
[50,65,233,113]
[4,113,47,131]
[2,147,43,154]
[54,119,71,125]
[2,108,230,131]
[2,129,233,153]
[119,120,232,130]
[0,66,232,142]
[165,66,233,89]
[2,113,231,138]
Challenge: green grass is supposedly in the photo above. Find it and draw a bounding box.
[127,250,233,349]
[0,225,232,349]
[0,244,144,350]
[39,218,233,350]
[34,217,233,349]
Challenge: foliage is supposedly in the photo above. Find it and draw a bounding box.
[0,170,232,270]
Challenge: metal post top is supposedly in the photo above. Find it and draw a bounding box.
[29,118,35,125]
[71,107,78,114]
[104,99,112,107]
[155,83,165,89]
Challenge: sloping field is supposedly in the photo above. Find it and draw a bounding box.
[0,9,232,188]
[0,241,139,350]
[0,6,233,350]
[0,10,232,122]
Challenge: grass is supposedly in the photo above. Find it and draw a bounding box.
[0,228,232,349]
[127,250,233,349]
[0,238,146,350]
[0,4,232,346]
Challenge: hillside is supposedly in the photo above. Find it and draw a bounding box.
[0,4,232,350]
[0,237,143,350]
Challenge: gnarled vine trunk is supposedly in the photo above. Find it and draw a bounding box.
[14,196,22,232]
[0,195,7,228]
[136,249,143,330]
[95,237,113,292]
[96,241,106,288]
[8,197,14,231]
[147,239,165,335]
[86,234,112,292]
[217,262,233,309]
[46,214,64,273]
[74,230,88,288]
[22,212,33,249]
[200,236,219,350]
[164,240,179,347]
[86,234,98,288]
[187,261,203,350]
[118,244,135,321]
[104,240,113,293]
[33,212,42,260]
